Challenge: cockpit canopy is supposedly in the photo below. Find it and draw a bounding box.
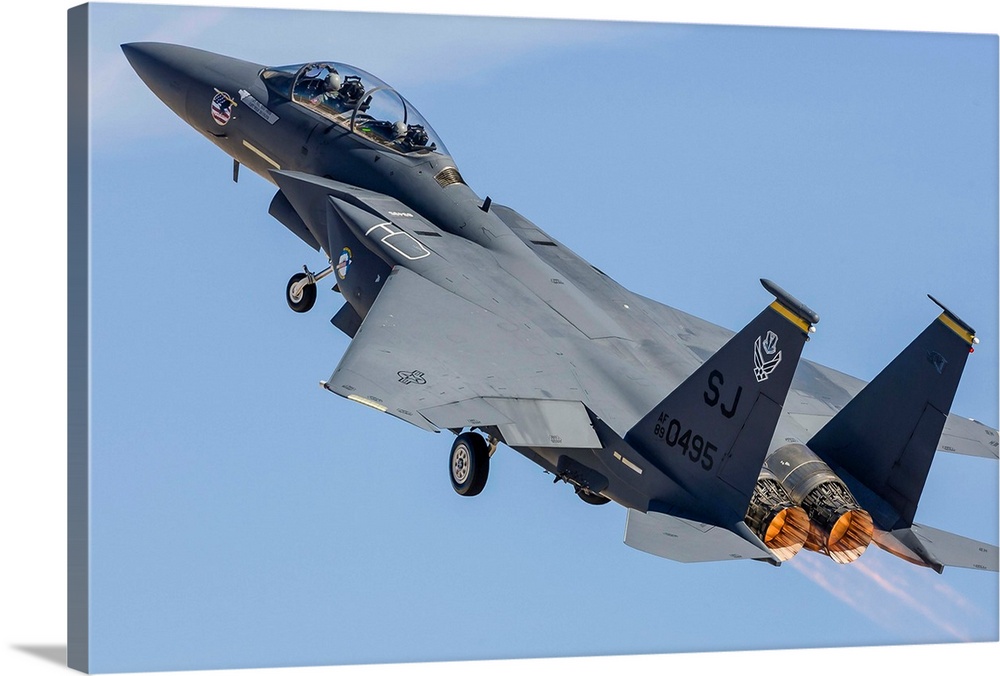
[261,62,449,157]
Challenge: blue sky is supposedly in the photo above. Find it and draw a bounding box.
[2,2,998,676]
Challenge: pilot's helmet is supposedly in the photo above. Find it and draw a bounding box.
[325,71,342,94]
[392,120,407,139]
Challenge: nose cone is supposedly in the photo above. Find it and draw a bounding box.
[122,42,209,121]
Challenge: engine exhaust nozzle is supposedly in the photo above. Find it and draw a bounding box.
[765,443,874,564]
[745,467,811,562]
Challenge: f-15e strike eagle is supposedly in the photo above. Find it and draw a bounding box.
[123,42,998,572]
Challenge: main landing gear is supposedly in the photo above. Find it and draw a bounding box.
[449,432,496,497]
[286,263,334,313]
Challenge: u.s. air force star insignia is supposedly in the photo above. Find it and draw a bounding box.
[753,330,782,382]
[397,370,427,385]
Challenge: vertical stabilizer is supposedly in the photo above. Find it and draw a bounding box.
[808,297,978,530]
[625,280,818,528]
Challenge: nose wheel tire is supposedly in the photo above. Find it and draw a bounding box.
[286,272,317,313]
[450,432,490,497]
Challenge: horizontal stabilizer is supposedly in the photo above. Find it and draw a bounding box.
[874,523,999,573]
[938,414,999,460]
[624,279,817,526]
[808,300,978,530]
[624,509,777,564]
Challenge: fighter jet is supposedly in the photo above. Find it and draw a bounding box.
[122,42,998,572]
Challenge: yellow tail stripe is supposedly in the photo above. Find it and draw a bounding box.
[770,300,811,333]
[938,313,976,345]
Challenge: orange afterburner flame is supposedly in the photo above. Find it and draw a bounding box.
[827,509,874,564]
[745,470,811,562]
[764,442,875,565]
[804,508,874,564]
[762,505,811,562]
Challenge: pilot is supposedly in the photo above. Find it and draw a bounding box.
[394,123,430,152]
[317,71,365,114]
[299,64,328,97]
[323,70,343,97]
[305,68,340,105]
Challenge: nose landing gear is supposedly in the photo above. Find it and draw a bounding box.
[286,263,334,313]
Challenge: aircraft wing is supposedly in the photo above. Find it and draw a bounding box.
[323,265,601,448]
[494,203,999,462]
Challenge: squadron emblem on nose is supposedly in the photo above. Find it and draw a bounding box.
[211,89,236,126]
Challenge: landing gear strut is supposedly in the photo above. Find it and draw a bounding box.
[286,263,333,313]
[450,432,490,497]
